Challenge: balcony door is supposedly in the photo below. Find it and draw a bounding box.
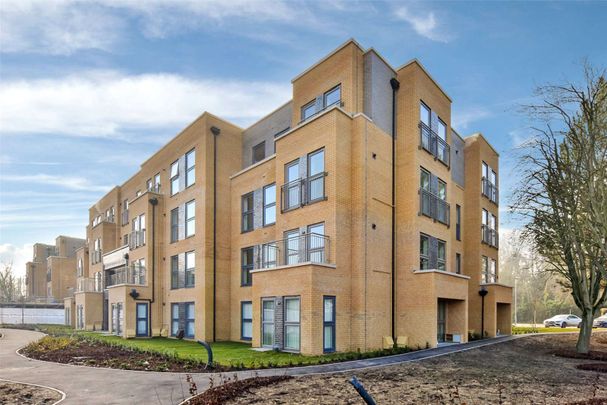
[261,298,275,348]
[284,229,300,265]
[136,303,149,337]
[307,223,325,263]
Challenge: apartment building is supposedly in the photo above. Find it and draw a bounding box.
[24,236,85,304]
[69,39,512,354]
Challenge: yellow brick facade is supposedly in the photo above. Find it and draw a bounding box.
[51,39,511,355]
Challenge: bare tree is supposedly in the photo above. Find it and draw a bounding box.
[0,261,24,303]
[512,63,607,353]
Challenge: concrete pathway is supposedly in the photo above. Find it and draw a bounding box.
[0,328,520,404]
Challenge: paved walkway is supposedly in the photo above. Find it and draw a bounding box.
[0,328,520,404]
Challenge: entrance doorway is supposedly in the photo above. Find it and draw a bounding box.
[437,300,447,343]
[262,299,275,347]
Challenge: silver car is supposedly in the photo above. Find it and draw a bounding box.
[593,315,607,328]
[543,314,582,328]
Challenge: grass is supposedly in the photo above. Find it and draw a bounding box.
[513,325,607,334]
[5,323,412,368]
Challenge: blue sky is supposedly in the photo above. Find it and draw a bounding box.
[1,0,606,275]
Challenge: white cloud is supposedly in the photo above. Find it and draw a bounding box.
[0,243,34,277]
[2,173,112,192]
[394,6,451,43]
[0,70,291,138]
[452,106,492,130]
[0,0,320,54]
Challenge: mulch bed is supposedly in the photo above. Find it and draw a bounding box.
[184,376,292,405]
[20,338,231,373]
[553,349,607,362]
[0,381,62,405]
[566,399,607,405]
[577,363,607,373]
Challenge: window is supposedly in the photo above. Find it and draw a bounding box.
[437,240,446,271]
[307,148,325,202]
[77,258,83,277]
[122,199,129,225]
[323,296,336,353]
[252,141,265,164]
[284,297,300,351]
[147,179,153,191]
[420,102,431,126]
[131,213,146,248]
[241,192,254,232]
[171,255,179,289]
[136,190,142,197]
[136,303,148,337]
[490,169,497,186]
[301,100,316,121]
[481,256,489,283]
[241,247,254,286]
[456,205,461,241]
[185,149,195,187]
[241,301,252,340]
[490,259,497,283]
[437,179,447,200]
[307,222,325,262]
[420,168,430,191]
[420,234,430,270]
[185,302,195,338]
[185,251,195,288]
[437,119,447,142]
[482,162,488,180]
[284,229,300,265]
[324,85,341,107]
[171,303,179,336]
[262,299,275,347]
[170,207,179,243]
[263,184,276,226]
[284,159,300,210]
[170,160,179,195]
[154,173,161,192]
[185,200,195,237]
[455,253,461,274]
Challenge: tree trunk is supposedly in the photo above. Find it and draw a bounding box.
[576,310,594,354]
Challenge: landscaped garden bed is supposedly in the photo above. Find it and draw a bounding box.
[183,376,292,405]
[0,380,62,404]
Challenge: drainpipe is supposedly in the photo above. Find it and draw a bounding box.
[148,197,158,304]
[210,126,221,342]
[390,77,400,343]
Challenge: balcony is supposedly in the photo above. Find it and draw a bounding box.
[420,189,450,226]
[281,173,327,212]
[129,230,146,250]
[76,277,102,293]
[481,224,499,248]
[106,264,146,287]
[256,233,331,270]
[419,121,450,167]
[482,177,499,204]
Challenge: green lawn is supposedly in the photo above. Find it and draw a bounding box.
[8,324,410,368]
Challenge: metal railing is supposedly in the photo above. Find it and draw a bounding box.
[419,189,450,226]
[481,224,499,248]
[281,173,327,211]
[481,177,499,204]
[129,230,146,250]
[419,121,450,167]
[106,264,146,287]
[76,277,102,293]
[256,233,330,269]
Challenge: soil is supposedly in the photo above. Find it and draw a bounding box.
[226,333,607,404]
[0,381,61,405]
[20,338,230,373]
[185,376,293,405]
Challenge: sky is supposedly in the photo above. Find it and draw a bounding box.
[0,0,606,276]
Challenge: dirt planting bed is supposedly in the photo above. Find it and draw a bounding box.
[0,381,62,405]
[184,376,292,405]
[20,336,229,373]
[223,333,607,404]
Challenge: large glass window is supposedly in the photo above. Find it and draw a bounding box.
[185,149,195,188]
[154,173,161,192]
[301,100,316,121]
[284,160,300,210]
[170,160,179,196]
[307,148,325,202]
[323,296,336,353]
[437,179,447,200]
[185,302,195,338]
[420,102,431,126]
[490,259,497,283]
[482,162,488,180]
[171,255,179,289]
[481,256,489,283]
[185,251,195,288]
[437,240,446,271]
[284,297,300,351]
[420,168,430,191]
[284,229,300,265]
[307,222,325,263]
[324,85,341,107]
[456,205,461,241]
[262,299,275,347]
[170,207,179,243]
[185,200,195,237]
[171,304,179,336]
[136,303,148,337]
[437,119,447,141]
[241,301,252,340]
[241,247,254,286]
[241,192,254,232]
[420,234,430,270]
[263,184,276,226]
[252,141,265,164]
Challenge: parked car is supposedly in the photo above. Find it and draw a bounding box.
[594,315,607,328]
[543,314,582,328]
